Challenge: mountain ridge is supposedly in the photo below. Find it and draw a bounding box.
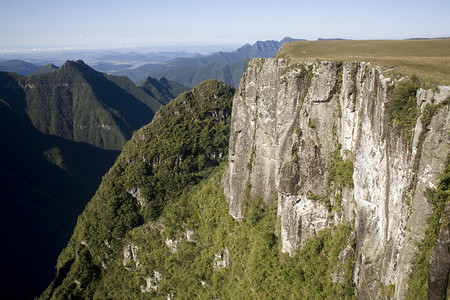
[118,37,304,87]
[2,60,187,150]
[31,63,59,75]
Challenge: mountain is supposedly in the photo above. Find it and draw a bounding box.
[39,80,235,299]
[232,36,302,58]
[4,60,187,150]
[0,59,41,75]
[40,41,449,299]
[31,63,59,75]
[134,58,250,89]
[0,62,187,299]
[118,37,304,87]
[139,76,188,105]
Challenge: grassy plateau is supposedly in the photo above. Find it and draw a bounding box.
[277,39,450,85]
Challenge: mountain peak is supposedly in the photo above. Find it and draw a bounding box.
[59,59,103,79]
[61,59,89,69]
[30,63,59,76]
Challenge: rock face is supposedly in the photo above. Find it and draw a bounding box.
[224,58,450,299]
[428,203,450,300]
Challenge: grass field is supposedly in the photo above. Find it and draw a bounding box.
[276,39,450,85]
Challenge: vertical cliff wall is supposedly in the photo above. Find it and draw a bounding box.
[224,58,450,299]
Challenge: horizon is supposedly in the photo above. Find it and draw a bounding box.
[1,0,449,50]
[1,36,449,56]
[1,37,449,68]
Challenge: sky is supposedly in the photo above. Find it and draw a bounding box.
[1,0,449,50]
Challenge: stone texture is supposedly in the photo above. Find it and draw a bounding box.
[123,242,140,271]
[140,271,162,293]
[127,187,147,207]
[213,247,230,270]
[428,203,450,300]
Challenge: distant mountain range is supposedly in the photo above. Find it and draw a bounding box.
[0,59,41,75]
[0,61,187,299]
[0,37,305,88]
[115,37,305,86]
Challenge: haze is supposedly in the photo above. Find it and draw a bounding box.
[1,0,449,50]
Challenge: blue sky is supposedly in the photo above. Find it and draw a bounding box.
[1,0,449,48]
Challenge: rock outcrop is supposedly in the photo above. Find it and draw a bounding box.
[224,58,450,299]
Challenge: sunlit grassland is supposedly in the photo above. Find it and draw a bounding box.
[277,39,450,85]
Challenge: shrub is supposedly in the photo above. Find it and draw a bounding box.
[386,76,420,140]
[406,157,450,299]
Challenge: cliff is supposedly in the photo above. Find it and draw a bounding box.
[224,58,450,299]
[39,48,449,299]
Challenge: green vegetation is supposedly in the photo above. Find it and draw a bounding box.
[44,165,355,299]
[277,39,450,85]
[30,63,59,75]
[0,62,189,298]
[40,80,235,299]
[387,77,448,144]
[421,96,450,128]
[386,76,420,141]
[307,190,330,210]
[308,117,318,129]
[9,60,185,150]
[327,145,354,215]
[406,157,450,299]
[299,64,313,103]
[139,76,188,105]
[328,145,354,189]
[379,284,396,298]
[294,126,302,140]
[335,63,344,95]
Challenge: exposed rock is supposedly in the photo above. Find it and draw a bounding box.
[279,194,329,255]
[127,187,147,207]
[140,271,162,293]
[185,229,195,242]
[123,242,140,271]
[224,58,450,299]
[165,238,178,253]
[428,203,450,300]
[213,247,230,270]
